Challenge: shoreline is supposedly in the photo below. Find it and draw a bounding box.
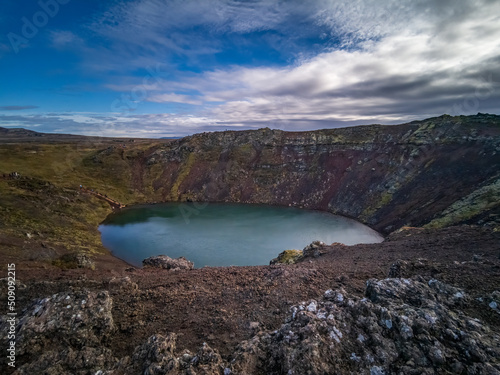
[99,201,385,269]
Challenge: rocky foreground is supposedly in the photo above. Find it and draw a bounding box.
[3,271,500,374]
[1,226,500,374]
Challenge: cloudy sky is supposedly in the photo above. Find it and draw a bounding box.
[0,0,499,137]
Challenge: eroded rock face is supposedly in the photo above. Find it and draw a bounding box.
[135,114,500,234]
[228,278,500,375]
[142,255,194,270]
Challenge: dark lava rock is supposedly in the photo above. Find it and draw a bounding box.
[301,240,326,259]
[109,333,226,375]
[142,255,194,270]
[228,278,500,374]
[3,290,115,374]
[387,258,432,279]
[13,347,116,375]
[388,259,409,278]
[112,334,180,374]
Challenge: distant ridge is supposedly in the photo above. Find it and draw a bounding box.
[0,126,164,144]
[0,113,499,142]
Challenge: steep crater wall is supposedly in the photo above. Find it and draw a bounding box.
[112,114,500,234]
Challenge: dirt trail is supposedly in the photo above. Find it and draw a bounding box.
[80,186,126,209]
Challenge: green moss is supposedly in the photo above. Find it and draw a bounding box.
[169,152,196,200]
[237,143,253,153]
[0,177,112,255]
[0,139,163,264]
[232,143,255,163]
[270,249,303,264]
[379,192,393,206]
[52,258,78,269]
[143,162,165,197]
[425,178,500,228]
[360,191,393,219]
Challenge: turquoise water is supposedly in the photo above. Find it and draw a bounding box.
[99,203,383,268]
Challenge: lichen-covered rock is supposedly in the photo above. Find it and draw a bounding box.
[3,290,116,374]
[189,341,226,374]
[14,290,115,351]
[110,333,225,375]
[478,290,500,315]
[270,241,330,265]
[113,334,180,374]
[387,259,409,278]
[13,347,116,375]
[54,252,96,269]
[270,249,303,265]
[142,255,194,270]
[228,278,500,374]
[301,241,326,259]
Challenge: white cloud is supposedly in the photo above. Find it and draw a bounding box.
[0,112,224,138]
[163,0,500,125]
[148,93,203,105]
[50,30,82,48]
[7,0,499,136]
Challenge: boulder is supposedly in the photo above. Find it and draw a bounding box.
[111,333,225,375]
[12,347,116,375]
[227,277,500,374]
[3,290,116,374]
[387,259,409,278]
[142,255,194,270]
[302,240,326,258]
[270,249,303,265]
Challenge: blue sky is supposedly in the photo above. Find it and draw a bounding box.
[0,0,499,137]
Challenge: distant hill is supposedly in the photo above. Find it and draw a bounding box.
[0,126,42,136]
[0,126,165,144]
